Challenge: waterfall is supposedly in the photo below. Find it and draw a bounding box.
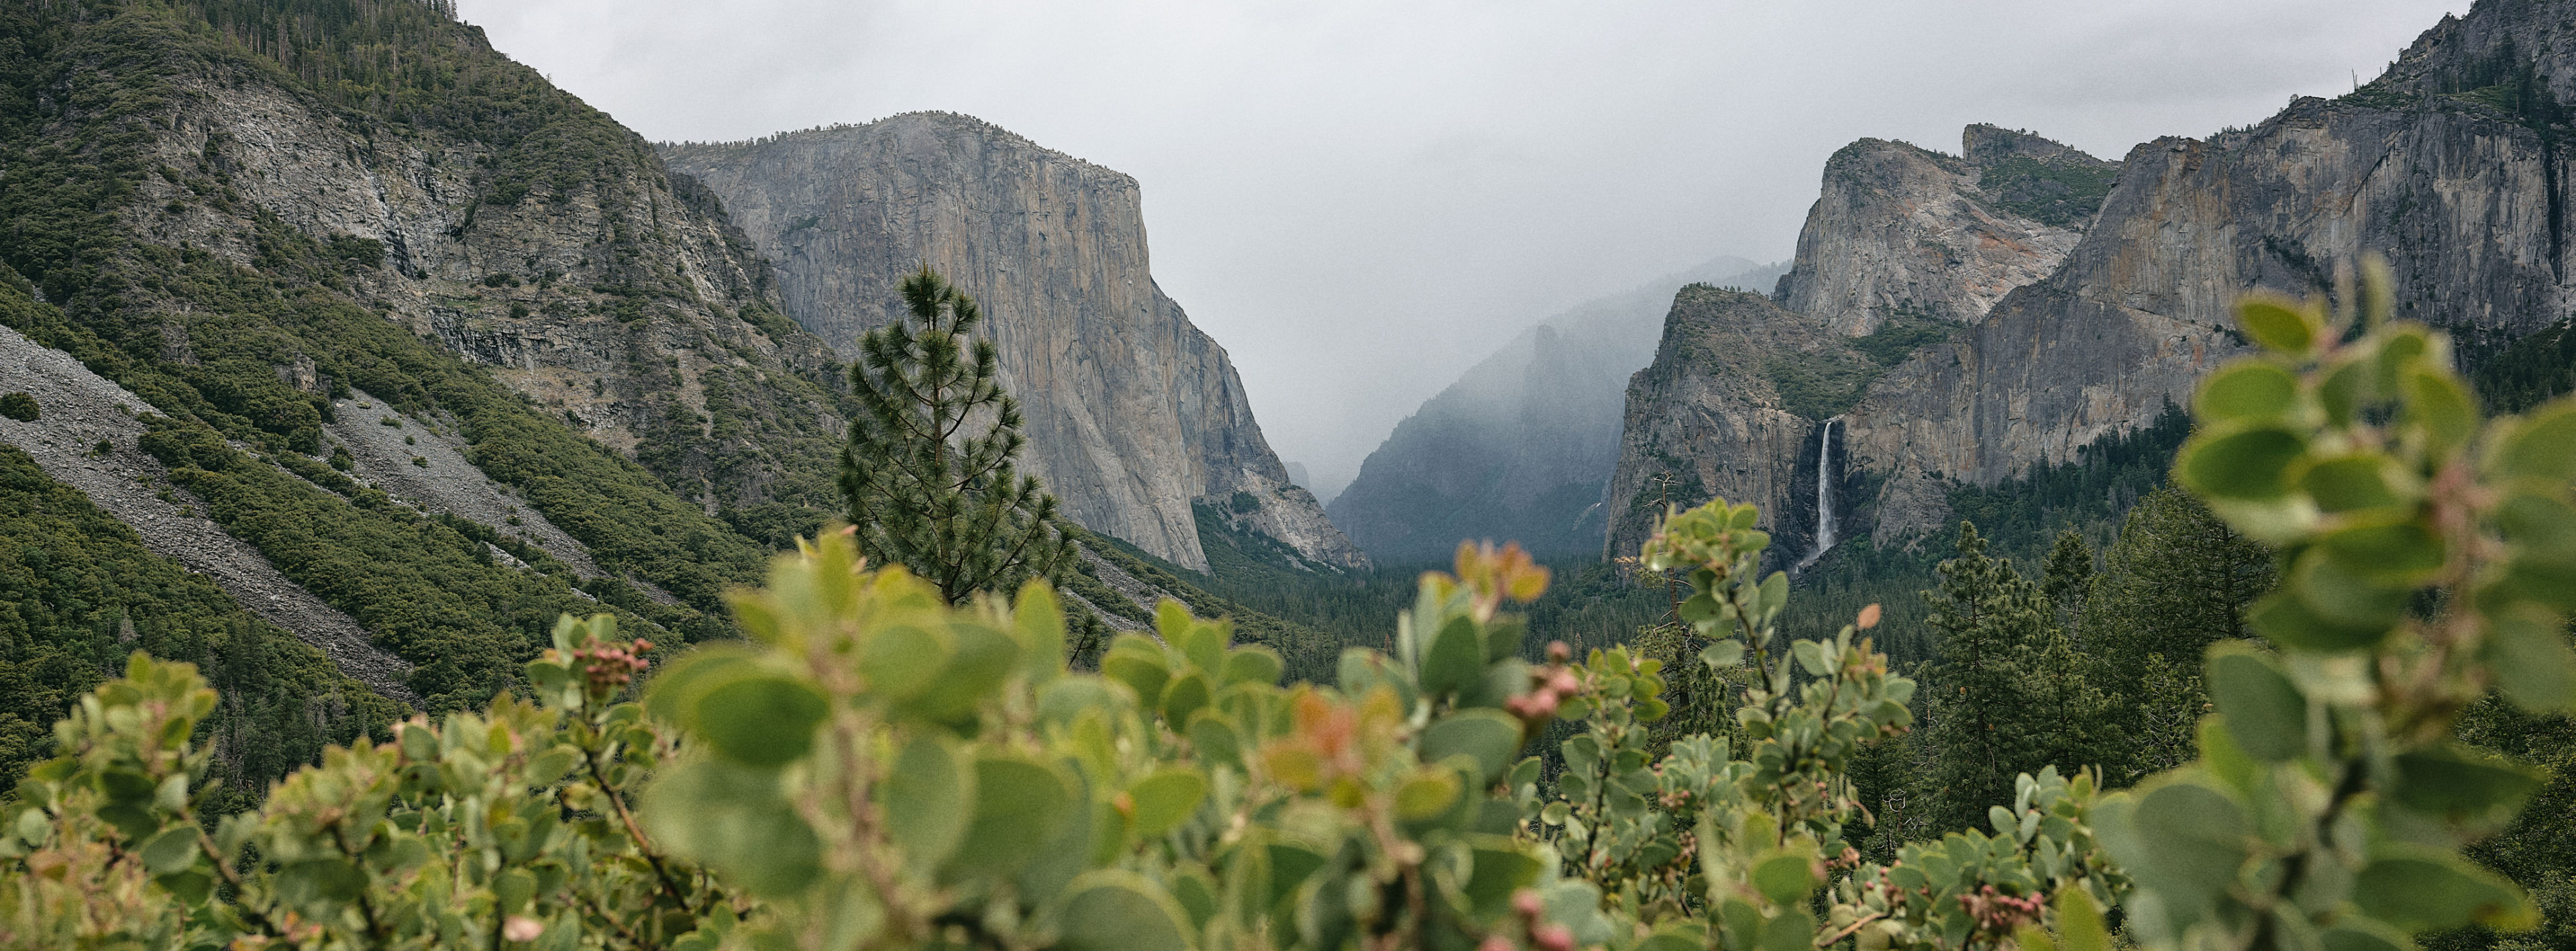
[1803,417,1838,568]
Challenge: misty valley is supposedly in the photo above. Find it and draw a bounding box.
[0,1,2573,950]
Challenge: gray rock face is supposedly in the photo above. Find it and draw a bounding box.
[1847,89,2573,541]
[120,73,849,517]
[1612,0,2576,553]
[1772,128,2108,336]
[1332,258,1781,564]
[1600,287,1866,561]
[661,115,1364,572]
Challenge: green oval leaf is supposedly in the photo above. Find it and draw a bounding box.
[1101,635,1172,707]
[1187,711,1242,767]
[2207,645,2306,762]
[2198,361,2301,423]
[1752,852,1817,906]
[640,644,760,731]
[140,825,199,876]
[2392,744,2543,821]
[1161,672,1213,726]
[2236,297,2316,354]
[2401,366,2478,454]
[1420,615,1485,699]
[2354,850,2535,933]
[639,758,820,897]
[1419,709,1523,784]
[2492,402,2576,483]
[2483,603,2576,712]
[859,622,951,703]
[1130,768,1210,838]
[692,674,827,767]
[904,621,1020,723]
[884,735,973,870]
[953,754,1074,875]
[1057,870,1194,951]
[2118,779,2247,901]
[1393,770,1461,821]
[2318,518,2445,582]
[2297,454,2406,513]
[2288,548,2408,631]
[2178,427,2307,501]
[1221,646,1283,686]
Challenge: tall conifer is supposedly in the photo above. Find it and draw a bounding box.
[2080,486,2272,781]
[840,266,1076,605]
[1920,522,2056,834]
[2041,530,2093,634]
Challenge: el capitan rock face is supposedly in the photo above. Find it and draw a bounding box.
[662,115,1363,572]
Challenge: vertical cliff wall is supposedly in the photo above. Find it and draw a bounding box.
[1605,127,2111,558]
[661,115,1364,572]
[1847,55,2576,538]
[1610,0,2576,556]
[0,1,847,704]
[1600,287,1871,560]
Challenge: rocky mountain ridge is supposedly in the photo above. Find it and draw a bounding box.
[1605,0,2576,560]
[662,115,1364,573]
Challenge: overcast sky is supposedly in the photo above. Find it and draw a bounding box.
[453,0,2462,499]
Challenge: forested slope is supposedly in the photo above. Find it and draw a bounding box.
[0,0,1317,721]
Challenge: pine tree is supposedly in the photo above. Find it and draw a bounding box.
[1919,522,2059,834]
[840,266,1076,605]
[2081,487,2272,781]
[2040,529,2093,634]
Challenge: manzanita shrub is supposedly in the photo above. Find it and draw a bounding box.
[2108,260,2576,951]
[0,262,2569,951]
[0,615,713,949]
[1517,500,2127,951]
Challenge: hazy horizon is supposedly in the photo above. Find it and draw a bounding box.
[453,0,2464,497]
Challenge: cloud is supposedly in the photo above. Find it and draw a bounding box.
[456,0,2463,496]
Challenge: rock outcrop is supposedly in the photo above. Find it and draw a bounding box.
[120,70,851,521]
[662,115,1364,572]
[1331,258,1782,564]
[1600,287,1869,560]
[1771,128,2110,336]
[1611,0,2576,554]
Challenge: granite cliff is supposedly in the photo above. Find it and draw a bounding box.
[661,116,1364,572]
[1772,127,2112,336]
[1330,258,1780,565]
[1603,127,2115,560]
[1599,287,1874,561]
[1607,0,2576,559]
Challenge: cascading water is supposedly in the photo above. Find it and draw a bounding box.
[1801,417,1839,569]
